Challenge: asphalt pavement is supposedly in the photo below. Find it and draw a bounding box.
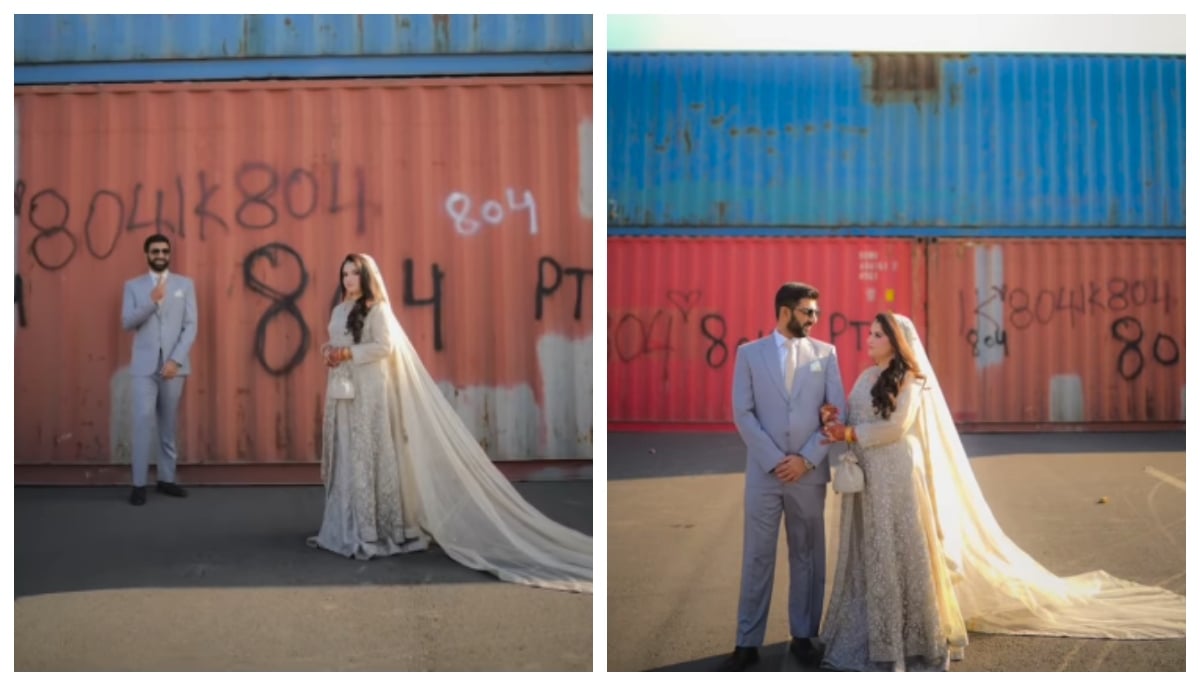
[607,431,1185,672]
[15,482,593,671]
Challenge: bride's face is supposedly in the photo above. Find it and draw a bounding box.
[342,261,362,296]
[867,321,895,363]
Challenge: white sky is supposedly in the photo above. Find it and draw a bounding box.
[608,14,1186,54]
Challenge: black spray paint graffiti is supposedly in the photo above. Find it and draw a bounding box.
[536,257,592,321]
[15,275,26,327]
[1111,317,1180,381]
[244,243,312,377]
[243,244,584,376]
[403,258,446,352]
[609,292,864,374]
[958,278,1177,355]
[15,162,368,272]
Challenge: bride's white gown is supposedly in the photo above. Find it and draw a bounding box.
[308,257,591,594]
[820,314,1183,661]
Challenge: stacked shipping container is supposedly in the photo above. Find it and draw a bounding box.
[15,15,594,483]
[608,52,1184,430]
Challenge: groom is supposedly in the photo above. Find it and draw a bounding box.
[120,234,198,506]
[720,282,846,671]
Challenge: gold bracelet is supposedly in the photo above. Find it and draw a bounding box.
[847,427,856,444]
[342,348,351,362]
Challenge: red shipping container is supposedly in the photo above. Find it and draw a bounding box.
[15,76,593,478]
[608,237,925,429]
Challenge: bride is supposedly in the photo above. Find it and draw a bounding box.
[817,312,1183,670]
[307,253,592,593]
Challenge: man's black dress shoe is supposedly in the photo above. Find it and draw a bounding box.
[717,646,760,671]
[156,481,188,497]
[789,637,823,666]
[129,486,147,506]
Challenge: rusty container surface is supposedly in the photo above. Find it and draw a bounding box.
[15,76,593,469]
[607,237,924,428]
[608,53,1184,237]
[925,239,1184,427]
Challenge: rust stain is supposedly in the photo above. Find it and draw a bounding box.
[856,53,950,107]
[690,102,705,111]
[710,115,725,127]
[432,14,451,52]
[682,128,693,154]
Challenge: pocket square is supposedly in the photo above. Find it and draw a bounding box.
[809,360,823,372]
[174,290,184,297]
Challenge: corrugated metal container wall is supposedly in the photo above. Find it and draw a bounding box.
[16,14,592,61]
[608,237,924,427]
[608,53,1184,236]
[15,76,593,467]
[925,239,1184,426]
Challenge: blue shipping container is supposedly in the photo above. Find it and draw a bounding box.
[16,14,592,83]
[607,53,1184,237]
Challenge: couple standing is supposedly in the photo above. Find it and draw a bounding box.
[120,238,591,593]
[722,282,1185,672]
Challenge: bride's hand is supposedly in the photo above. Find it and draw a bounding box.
[821,421,850,444]
[820,403,839,425]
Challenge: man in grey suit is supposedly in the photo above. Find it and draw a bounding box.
[121,233,198,506]
[719,282,846,671]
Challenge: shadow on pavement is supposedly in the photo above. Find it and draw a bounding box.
[16,482,592,598]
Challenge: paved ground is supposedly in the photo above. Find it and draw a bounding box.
[608,432,1186,672]
[15,482,592,671]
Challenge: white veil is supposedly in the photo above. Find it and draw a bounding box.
[838,313,1184,638]
[356,254,592,593]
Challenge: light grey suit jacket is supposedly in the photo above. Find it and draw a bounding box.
[121,272,199,377]
[732,335,847,482]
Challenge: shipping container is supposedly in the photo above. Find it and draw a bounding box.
[925,238,1184,427]
[15,76,594,474]
[608,53,1184,237]
[16,14,593,83]
[607,237,924,428]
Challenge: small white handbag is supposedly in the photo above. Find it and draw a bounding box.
[327,366,355,400]
[833,453,864,494]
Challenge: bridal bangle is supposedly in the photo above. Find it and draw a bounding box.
[846,427,857,444]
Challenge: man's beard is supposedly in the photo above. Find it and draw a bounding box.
[788,315,809,338]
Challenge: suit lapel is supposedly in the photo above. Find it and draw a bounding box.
[758,338,789,400]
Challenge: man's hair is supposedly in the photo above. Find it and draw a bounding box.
[144,234,171,252]
[774,282,820,316]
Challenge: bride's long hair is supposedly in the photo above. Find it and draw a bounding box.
[870,311,925,419]
[336,253,387,343]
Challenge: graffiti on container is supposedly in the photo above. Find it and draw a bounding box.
[609,291,857,372]
[244,243,311,376]
[828,313,874,353]
[1111,317,1181,381]
[401,257,446,352]
[958,279,1178,361]
[445,189,538,237]
[15,161,368,271]
[959,279,1176,335]
[536,256,591,321]
[965,327,1010,358]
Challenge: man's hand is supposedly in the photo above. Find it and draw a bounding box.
[775,454,811,483]
[151,275,167,304]
[161,360,180,380]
